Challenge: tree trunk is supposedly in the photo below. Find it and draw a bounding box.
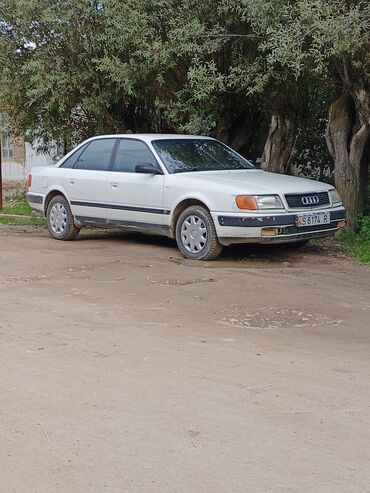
[325,91,370,229]
[215,104,265,159]
[261,104,297,174]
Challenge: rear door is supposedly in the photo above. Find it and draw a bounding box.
[106,138,166,228]
[65,138,117,222]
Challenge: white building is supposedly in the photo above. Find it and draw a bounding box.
[1,130,57,182]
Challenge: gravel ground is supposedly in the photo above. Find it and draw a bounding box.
[1,225,370,492]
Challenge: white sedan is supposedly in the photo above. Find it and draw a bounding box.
[26,134,346,260]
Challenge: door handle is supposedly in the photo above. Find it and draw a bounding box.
[69,180,75,185]
[111,182,118,188]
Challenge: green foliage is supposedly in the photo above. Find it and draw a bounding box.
[0,0,369,212]
[233,0,370,80]
[0,0,230,145]
[338,216,370,264]
[0,216,46,226]
[289,84,335,182]
[0,193,46,226]
[357,216,370,243]
[2,194,34,215]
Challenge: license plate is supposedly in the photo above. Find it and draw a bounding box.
[296,212,331,227]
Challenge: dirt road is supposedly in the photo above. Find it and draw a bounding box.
[1,225,370,493]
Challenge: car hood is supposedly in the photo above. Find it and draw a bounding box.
[173,169,332,195]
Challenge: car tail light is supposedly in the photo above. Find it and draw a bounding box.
[27,174,32,189]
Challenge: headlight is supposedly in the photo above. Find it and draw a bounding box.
[236,195,283,210]
[256,195,284,209]
[329,189,342,206]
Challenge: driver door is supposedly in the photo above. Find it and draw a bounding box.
[105,139,166,228]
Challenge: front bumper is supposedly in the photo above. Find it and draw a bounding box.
[213,207,346,246]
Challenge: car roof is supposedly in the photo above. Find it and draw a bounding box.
[87,134,215,143]
[56,134,217,167]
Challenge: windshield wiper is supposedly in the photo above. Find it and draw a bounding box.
[172,168,197,173]
[171,166,251,173]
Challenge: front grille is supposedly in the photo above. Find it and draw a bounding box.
[285,191,330,208]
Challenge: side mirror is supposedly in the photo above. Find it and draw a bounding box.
[135,162,163,175]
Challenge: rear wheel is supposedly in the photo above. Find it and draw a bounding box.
[47,195,80,241]
[175,205,223,260]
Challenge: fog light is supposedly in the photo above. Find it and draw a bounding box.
[337,220,346,228]
[261,227,278,236]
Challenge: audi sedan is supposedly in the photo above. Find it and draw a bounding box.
[26,134,346,260]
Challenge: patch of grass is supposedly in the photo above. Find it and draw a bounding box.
[0,193,46,227]
[337,215,370,264]
[0,216,46,227]
[2,193,34,215]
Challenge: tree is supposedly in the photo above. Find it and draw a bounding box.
[1,0,369,227]
[241,0,370,225]
[0,0,113,149]
[0,1,228,148]
[0,0,270,157]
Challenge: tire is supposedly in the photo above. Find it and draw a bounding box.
[46,195,80,241]
[175,205,223,260]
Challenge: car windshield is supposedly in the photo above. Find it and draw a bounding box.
[151,138,254,173]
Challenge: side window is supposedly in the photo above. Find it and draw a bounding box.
[75,139,116,171]
[59,144,88,169]
[113,139,157,173]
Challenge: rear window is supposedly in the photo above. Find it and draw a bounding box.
[59,144,88,169]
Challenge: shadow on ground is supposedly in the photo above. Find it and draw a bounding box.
[74,228,323,267]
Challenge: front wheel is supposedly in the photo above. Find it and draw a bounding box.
[175,206,223,260]
[47,195,80,241]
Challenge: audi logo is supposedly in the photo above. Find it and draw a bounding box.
[302,195,320,205]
